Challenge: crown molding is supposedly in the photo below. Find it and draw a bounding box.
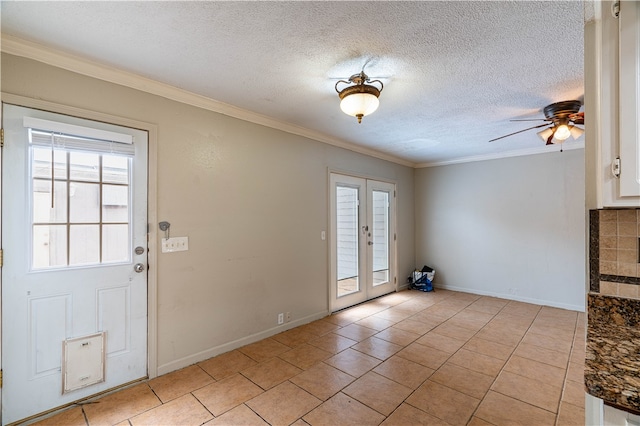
[1,34,415,168]
[2,34,584,170]
[415,140,585,168]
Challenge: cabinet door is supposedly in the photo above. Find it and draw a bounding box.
[619,0,640,197]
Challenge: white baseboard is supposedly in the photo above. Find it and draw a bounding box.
[157,310,329,376]
[157,284,584,376]
[434,284,585,312]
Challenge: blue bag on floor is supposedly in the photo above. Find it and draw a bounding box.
[409,266,435,292]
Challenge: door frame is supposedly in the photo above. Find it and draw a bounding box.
[327,169,398,312]
[0,93,159,415]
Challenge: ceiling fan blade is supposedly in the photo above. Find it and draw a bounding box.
[488,123,551,143]
[546,134,554,145]
[569,112,584,125]
[328,75,391,80]
[509,118,551,122]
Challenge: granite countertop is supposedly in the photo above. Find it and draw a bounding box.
[586,293,640,413]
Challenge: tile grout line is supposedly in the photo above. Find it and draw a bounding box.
[343,294,506,424]
[443,299,534,425]
[341,293,456,421]
[486,306,579,425]
[467,304,553,425]
[554,312,585,426]
[388,296,506,423]
[306,292,466,422]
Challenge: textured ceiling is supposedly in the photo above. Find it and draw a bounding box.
[1,1,585,165]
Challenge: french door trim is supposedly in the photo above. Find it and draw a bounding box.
[0,93,159,381]
[328,170,397,313]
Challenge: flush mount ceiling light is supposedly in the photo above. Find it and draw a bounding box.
[335,71,384,123]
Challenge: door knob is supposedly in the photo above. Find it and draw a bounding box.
[368,241,374,245]
[134,263,145,273]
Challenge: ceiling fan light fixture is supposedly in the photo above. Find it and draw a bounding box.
[336,71,384,123]
[491,100,584,146]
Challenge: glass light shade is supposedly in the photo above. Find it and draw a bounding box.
[569,125,584,139]
[537,127,554,142]
[340,93,380,118]
[553,124,571,141]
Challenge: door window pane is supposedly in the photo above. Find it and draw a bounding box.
[69,182,100,223]
[102,185,129,222]
[336,186,359,297]
[33,180,67,223]
[32,148,67,179]
[372,191,389,286]
[32,147,51,179]
[70,152,99,182]
[103,225,129,263]
[103,156,129,184]
[69,225,100,265]
[30,140,132,269]
[33,225,68,268]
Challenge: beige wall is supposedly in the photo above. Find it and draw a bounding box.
[415,150,586,311]
[1,53,415,374]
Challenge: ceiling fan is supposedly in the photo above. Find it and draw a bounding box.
[489,100,585,146]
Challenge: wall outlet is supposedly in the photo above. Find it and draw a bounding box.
[161,236,189,253]
[285,312,291,323]
[277,313,284,325]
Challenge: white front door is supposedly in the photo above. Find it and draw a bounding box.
[329,173,396,312]
[1,104,148,424]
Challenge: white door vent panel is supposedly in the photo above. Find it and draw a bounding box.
[62,332,106,394]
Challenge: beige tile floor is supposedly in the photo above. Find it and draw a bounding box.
[32,289,586,425]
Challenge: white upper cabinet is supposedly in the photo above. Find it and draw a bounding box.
[589,0,640,207]
[619,0,640,198]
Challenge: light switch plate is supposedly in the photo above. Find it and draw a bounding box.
[161,237,189,253]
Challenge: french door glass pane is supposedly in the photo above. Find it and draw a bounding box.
[372,190,389,286]
[336,186,359,297]
[32,225,68,268]
[69,225,100,265]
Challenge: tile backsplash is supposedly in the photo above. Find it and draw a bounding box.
[590,209,640,298]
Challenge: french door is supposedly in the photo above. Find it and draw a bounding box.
[1,104,149,424]
[329,173,396,312]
